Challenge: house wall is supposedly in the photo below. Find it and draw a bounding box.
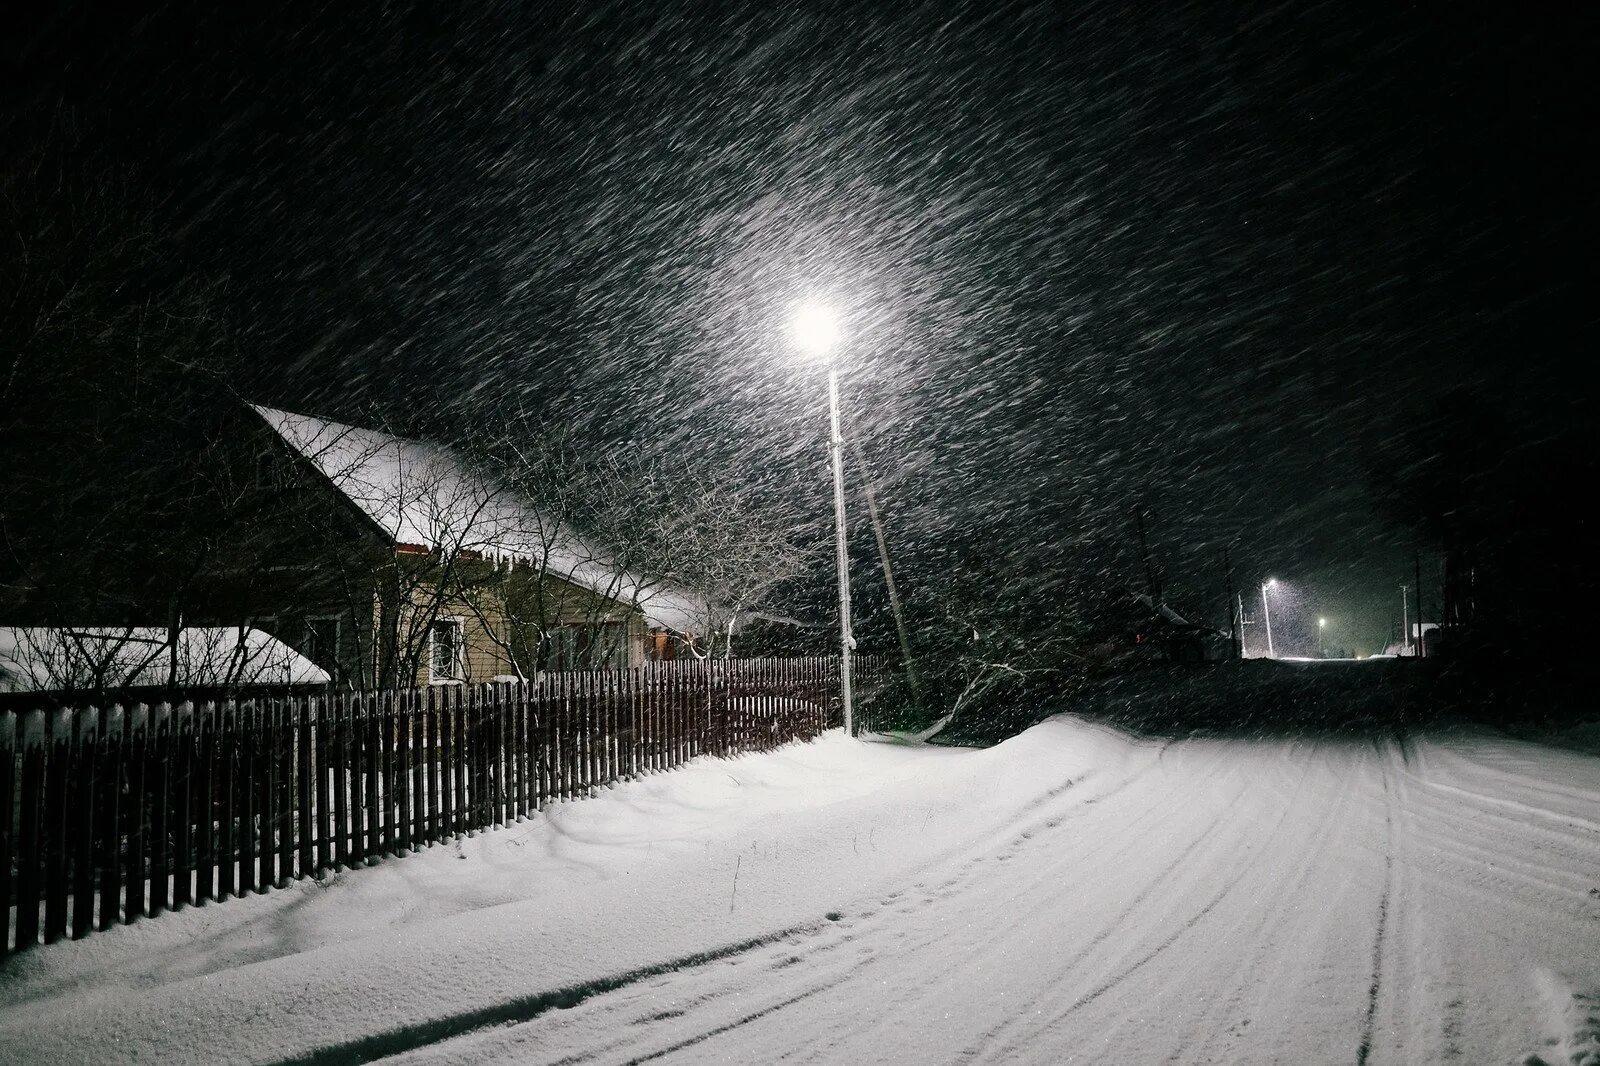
[398,567,651,687]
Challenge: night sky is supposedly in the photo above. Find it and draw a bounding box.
[5,3,1593,655]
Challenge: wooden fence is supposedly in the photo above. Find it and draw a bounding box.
[0,654,890,956]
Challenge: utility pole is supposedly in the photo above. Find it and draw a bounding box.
[1237,593,1253,657]
[1414,552,1426,659]
[1133,507,1161,606]
[1401,583,1410,656]
[1260,581,1276,659]
[1224,546,1241,660]
[848,438,923,715]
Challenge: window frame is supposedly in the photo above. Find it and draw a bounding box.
[428,616,465,684]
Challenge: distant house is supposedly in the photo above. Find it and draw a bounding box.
[190,405,716,688]
[0,626,327,697]
[1126,592,1231,664]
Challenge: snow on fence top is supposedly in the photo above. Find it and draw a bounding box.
[0,626,329,694]
[251,405,708,635]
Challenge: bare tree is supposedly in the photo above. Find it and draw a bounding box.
[1,118,243,686]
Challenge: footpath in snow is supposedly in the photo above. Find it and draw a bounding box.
[2,715,1599,1064]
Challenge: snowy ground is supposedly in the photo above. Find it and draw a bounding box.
[3,714,1599,1065]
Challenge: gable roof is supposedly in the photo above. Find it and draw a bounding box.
[250,405,707,634]
[0,626,328,693]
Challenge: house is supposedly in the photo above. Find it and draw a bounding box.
[0,626,327,698]
[198,405,716,688]
[1126,591,1232,664]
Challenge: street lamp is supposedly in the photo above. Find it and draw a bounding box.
[1318,616,1326,658]
[793,301,854,736]
[1260,579,1277,658]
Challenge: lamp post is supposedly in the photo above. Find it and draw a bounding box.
[793,302,854,736]
[1260,579,1277,658]
[1318,616,1326,658]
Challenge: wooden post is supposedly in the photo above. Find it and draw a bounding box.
[123,705,149,918]
[70,708,99,938]
[1,712,15,952]
[380,690,397,857]
[218,702,237,898]
[316,696,333,875]
[426,686,442,843]
[404,688,421,851]
[194,703,216,904]
[297,698,314,878]
[172,705,194,910]
[14,711,46,948]
[145,704,171,916]
[365,693,382,862]
[95,706,124,925]
[438,686,454,837]
[332,694,350,869]
[453,685,469,835]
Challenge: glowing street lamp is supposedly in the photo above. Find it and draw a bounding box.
[793,301,855,736]
[1318,616,1327,658]
[1260,579,1277,658]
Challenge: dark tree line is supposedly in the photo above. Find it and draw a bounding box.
[1370,387,1595,698]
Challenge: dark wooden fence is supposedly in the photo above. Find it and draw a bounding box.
[0,654,890,956]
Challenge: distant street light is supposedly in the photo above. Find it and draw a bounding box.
[1260,579,1277,658]
[794,301,854,736]
[1318,616,1327,658]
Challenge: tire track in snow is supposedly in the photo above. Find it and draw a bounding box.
[1356,742,1398,1066]
[648,740,1221,1065]
[960,742,1263,1062]
[773,741,1249,1063]
[988,743,1326,1061]
[387,749,1186,1066]
[1184,739,1358,1063]
[274,923,826,1065]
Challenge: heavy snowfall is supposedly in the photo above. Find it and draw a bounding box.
[3,705,1597,1065]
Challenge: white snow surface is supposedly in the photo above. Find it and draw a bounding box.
[3,715,1599,1064]
[251,404,709,634]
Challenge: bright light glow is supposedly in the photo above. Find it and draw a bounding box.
[1264,578,1277,590]
[1319,617,1327,627]
[792,302,842,359]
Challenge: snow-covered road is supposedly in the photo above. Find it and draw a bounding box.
[3,716,1598,1064]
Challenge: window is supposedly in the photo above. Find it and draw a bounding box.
[542,622,630,670]
[542,626,580,671]
[430,618,464,682]
[591,621,630,669]
[303,616,341,672]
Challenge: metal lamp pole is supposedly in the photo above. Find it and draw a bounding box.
[1318,617,1326,658]
[794,301,854,736]
[827,365,855,735]
[1260,581,1276,658]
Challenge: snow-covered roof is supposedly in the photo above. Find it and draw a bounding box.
[250,405,708,634]
[1130,591,1224,634]
[0,627,329,693]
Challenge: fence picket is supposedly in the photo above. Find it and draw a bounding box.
[15,711,45,948]
[96,706,123,929]
[403,690,418,852]
[40,709,69,942]
[259,702,278,891]
[218,702,237,899]
[172,706,193,910]
[1,713,15,953]
[0,657,864,954]
[194,703,215,904]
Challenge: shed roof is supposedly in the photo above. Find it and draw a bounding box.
[0,626,329,693]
